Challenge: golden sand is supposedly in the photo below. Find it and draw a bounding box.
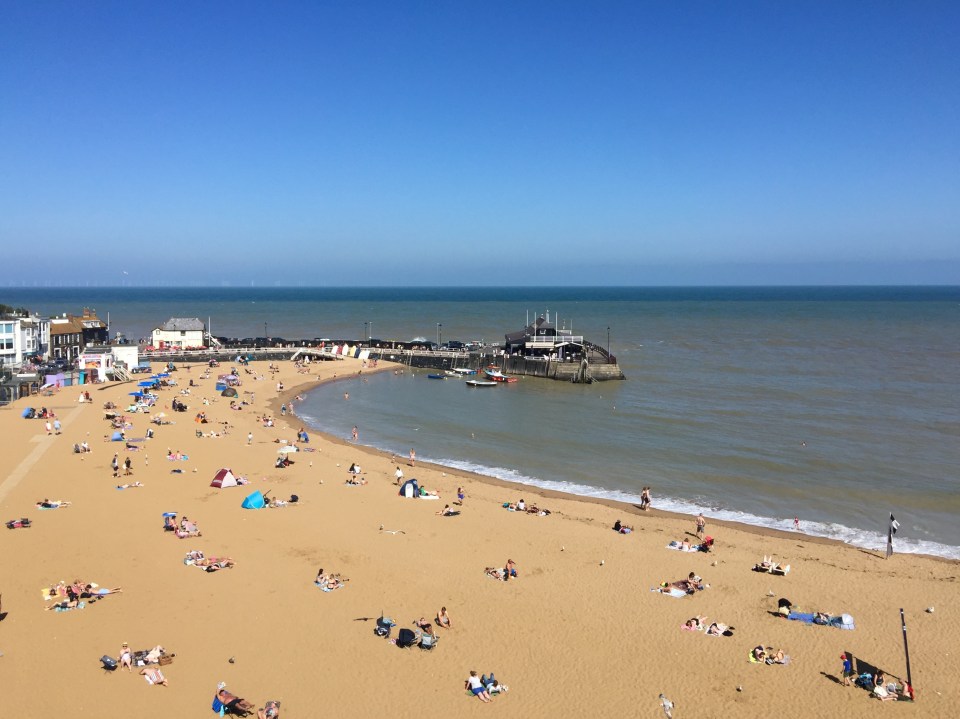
[0,357,955,717]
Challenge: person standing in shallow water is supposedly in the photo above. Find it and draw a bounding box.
[409,448,416,467]
[352,426,359,442]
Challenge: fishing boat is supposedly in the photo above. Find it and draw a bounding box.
[465,379,498,387]
[451,368,477,376]
[426,373,447,380]
[483,369,518,383]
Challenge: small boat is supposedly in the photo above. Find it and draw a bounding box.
[466,379,498,387]
[451,368,477,376]
[483,369,518,383]
[427,374,447,380]
[444,370,460,377]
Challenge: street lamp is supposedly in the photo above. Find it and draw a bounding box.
[606,326,610,359]
[363,322,368,343]
[368,321,372,341]
[437,323,442,348]
[264,322,268,341]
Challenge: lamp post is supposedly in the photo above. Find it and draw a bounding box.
[437,323,442,348]
[606,326,610,359]
[368,321,372,341]
[363,322,368,343]
[264,322,268,341]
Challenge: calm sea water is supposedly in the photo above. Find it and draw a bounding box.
[6,286,959,558]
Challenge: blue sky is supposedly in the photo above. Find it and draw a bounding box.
[1,1,958,285]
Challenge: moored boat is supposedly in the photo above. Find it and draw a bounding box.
[465,379,498,387]
[483,369,518,383]
[426,373,447,380]
[451,368,477,375]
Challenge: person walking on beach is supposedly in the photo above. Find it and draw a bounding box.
[352,426,359,442]
[111,453,120,478]
[53,419,61,435]
[394,466,404,485]
[640,487,652,511]
[659,693,674,718]
[696,513,706,539]
[124,456,133,476]
[247,432,253,446]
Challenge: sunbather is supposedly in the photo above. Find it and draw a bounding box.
[613,519,633,533]
[683,615,707,630]
[436,504,458,516]
[36,499,71,509]
[117,482,143,489]
[436,606,451,629]
[140,666,168,686]
[119,642,132,671]
[485,566,505,581]
[196,557,234,571]
[706,622,730,636]
[465,671,491,703]
[258,700,281,719]
[217,685,255,714]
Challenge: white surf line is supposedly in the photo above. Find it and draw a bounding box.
[0,404,87,507]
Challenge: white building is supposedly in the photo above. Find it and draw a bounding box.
[151,318,206,349]
[0,314,50,368]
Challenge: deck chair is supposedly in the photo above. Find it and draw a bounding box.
[419,632,438,650]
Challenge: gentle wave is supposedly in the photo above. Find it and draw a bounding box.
[297,407,960,561]
[425,453,960,562]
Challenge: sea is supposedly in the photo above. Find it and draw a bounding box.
[5,286,959,559]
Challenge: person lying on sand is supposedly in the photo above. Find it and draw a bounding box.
[81,584,122,598]
[485,567,505,581]
[36,499,71,509]
[117,482,143,489]
[684,615,707,630]
[140,666,168,686]
[419,486,439,498]
[436,504,458,516]
[613,520,633,534]
[196,557,234,572]
[415,617,433,633]
[753,645,787,664]
[706,622,732,636]
[217,686,255,714]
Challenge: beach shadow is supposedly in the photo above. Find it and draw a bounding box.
[857,549,885,560]
[820,671,842,685]
[353,616,375,622]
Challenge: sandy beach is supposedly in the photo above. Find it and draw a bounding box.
[0,356,956,717]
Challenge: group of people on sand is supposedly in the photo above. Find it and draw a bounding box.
[683,615,732,636]
[183,550,235,572]
[658,572,708,594]
[485,559,518,582]
[465,670,508,702]
[346,463,367,485]
[315,568,349,591]
[505,498,551,515]
[44,579,122,610]
[163,514,201,538]
[215,683,280,718]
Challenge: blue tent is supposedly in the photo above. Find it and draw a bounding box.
[111,431,124,441]
[21,407,36,419]
[241,490,266,510]
[399,479,420,498]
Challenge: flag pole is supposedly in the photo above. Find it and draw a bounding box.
[900,608,914,696]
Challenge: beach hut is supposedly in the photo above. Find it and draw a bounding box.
[241,490,266,509]
[210,468,239,489]
[399,479,420,498]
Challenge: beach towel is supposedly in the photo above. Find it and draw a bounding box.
[748,651,761,663]
[652,587,689,598]
[787,611,855,630]
[666,543,701,552]
[315,582,345,592]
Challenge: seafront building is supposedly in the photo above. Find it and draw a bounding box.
[151,317,207,349]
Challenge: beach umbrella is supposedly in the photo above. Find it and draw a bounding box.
[162,511,177,517]
[277,446,298,454]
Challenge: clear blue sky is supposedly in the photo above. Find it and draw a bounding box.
[1,1,958,286]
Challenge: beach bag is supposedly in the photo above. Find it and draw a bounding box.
[158,654,173,666]
[100,655,118,671]
[212,695,225,714]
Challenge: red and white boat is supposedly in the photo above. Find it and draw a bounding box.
[484,369,518,383]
